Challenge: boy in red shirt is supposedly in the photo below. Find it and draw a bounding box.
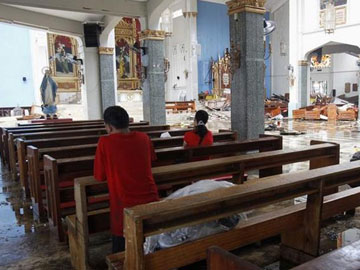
[184,110,213,147]
[94,106,159,253]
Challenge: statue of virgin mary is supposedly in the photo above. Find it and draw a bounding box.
[40,71,58,117]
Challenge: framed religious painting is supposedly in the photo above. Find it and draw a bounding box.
[47,33,80,92]
[115,18,141,90]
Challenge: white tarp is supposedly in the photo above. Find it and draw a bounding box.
[144,180,247,254]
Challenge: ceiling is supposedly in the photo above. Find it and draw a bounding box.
[7,4,105,22]
[6,0,283,24]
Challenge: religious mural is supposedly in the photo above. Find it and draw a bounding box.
[310,54,332,70]
[115,18,141,90]
[47,34,80,93]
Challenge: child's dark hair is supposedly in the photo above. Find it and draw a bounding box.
[194,110,209,145]
[103,106,129,129]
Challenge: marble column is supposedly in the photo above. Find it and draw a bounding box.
[227,0,266,140]
[141,30,166,125]
[84,47,102,120]
[99,47,116,112]
[298,60,309,108]
[183,1,199,100]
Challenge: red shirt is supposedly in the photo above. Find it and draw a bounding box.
[94,131,159,236]
[184,130,214,147]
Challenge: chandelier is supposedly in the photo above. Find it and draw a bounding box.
[324,0,336,34]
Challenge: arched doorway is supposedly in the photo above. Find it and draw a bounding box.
[302,42,360,113]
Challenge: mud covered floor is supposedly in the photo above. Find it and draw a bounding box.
[1,119,360,270]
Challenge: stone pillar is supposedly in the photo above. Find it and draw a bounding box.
[99,47,116,112]
[140,30,166,125]
[298,60,309,108]
[83,47,102,120]
[227,0,266,140]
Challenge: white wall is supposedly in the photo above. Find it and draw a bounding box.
[333,53,359,97]
[29,29,48,106]
[302,0,360,58]
[272,0,360,112]
[163,0,198,101]
[270,1,289,96]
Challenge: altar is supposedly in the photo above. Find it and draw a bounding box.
[115,18,143,102]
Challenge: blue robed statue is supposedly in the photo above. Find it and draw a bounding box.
[40,71,58,117]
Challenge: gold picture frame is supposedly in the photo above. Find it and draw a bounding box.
[47,33,80,92]
[115,18,141,90]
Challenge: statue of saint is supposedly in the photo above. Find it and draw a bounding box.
[40,70,58,118]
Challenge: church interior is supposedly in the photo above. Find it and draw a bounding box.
[2,0,360,269]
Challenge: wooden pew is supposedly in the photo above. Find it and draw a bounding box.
[290,240,360,270]
[207,246,261,270]
[166,101,196,113]
[17,128,194,193]
[30,132,238,217]
[66,142,338,269]
[18,119,105,126]
[17,118,135,127]
[105,161,360,270]
[8,125,171,181]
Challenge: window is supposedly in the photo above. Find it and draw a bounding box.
[172,9,183,19]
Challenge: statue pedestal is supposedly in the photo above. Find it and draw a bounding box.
[117,90,143,102]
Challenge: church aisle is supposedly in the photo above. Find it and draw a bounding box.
[0,160,74,270]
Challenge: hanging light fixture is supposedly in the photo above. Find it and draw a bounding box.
[324,0,336,34]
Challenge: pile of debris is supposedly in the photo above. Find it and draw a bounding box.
[265,94,289,118]
[293,98,358,121]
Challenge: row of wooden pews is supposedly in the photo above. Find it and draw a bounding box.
[44,135,282,242]
[29,131,238,218]
[17,126,193,195]
[8,124,170,182]
[66,140,339,269]
[0,119,138,170]
[0,119,115,164]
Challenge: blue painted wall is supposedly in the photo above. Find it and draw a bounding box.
[197,0,230,94]
[0,23,35,107]
[265,12,272,98]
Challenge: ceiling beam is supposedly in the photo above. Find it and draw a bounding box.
[0,0,146,18]
[0,4,83,35]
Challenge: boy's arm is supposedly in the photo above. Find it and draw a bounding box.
[94,137,106,182]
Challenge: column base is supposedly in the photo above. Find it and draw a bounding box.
[117,90,143,102]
